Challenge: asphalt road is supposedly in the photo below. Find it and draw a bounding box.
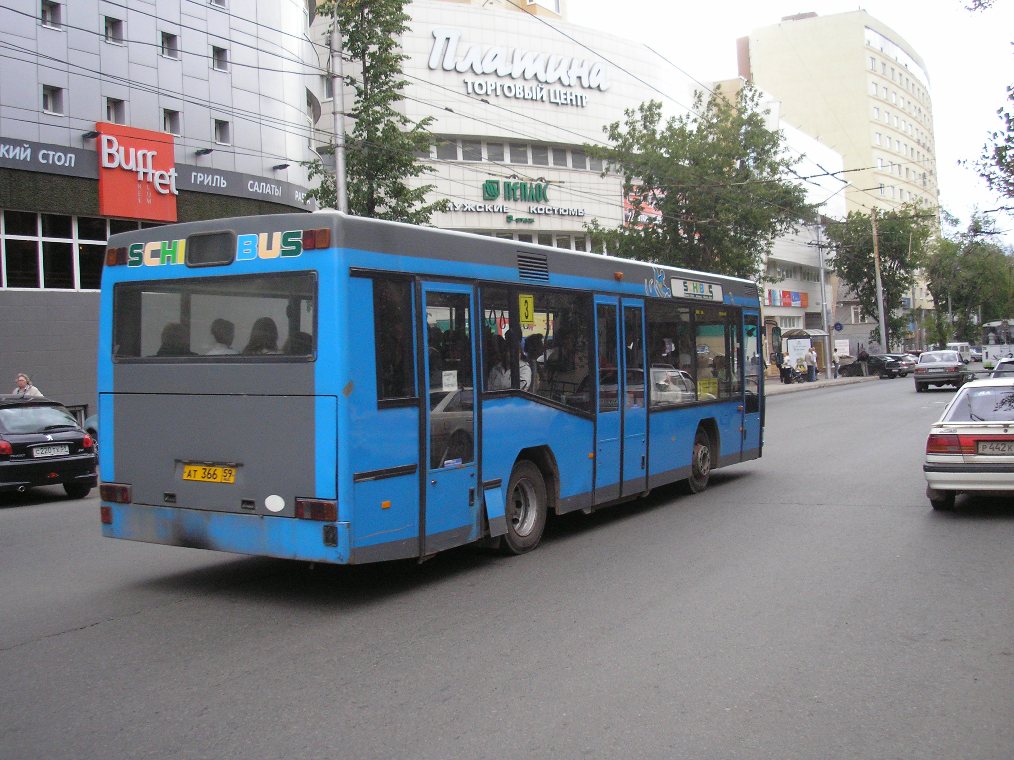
[1,379,1012,760]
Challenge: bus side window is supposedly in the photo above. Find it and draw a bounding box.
[373,279,415,400]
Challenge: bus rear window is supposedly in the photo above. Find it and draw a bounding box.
[113,272,316,360]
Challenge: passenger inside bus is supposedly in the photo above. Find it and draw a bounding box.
[282,331,312,356]
[156,322,195,356]
[243,317,279,354]
[205,318,238,355]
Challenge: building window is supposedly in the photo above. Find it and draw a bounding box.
[163,109,181,135]
[435,139,457,160]
[530,145,549,166]
[551,147,567,167]
[210,0,227,6]
[214,119,231,144]
[41,85,64,114]
[851,306,864,324]
[40,1,62,28]
[161,32,180,58]
[461,140,481,161]
[486,142,505,162]
[509,143,528,164]
[589,155,603,172]
[104,16,124,44]
[0,211,125,290]
[571,149,588,170]
[321,74,333,100]
[106,98,126,124]
[212,46,229,72]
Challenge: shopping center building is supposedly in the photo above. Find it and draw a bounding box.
[0,0,841,408]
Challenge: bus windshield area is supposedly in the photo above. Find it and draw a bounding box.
[112,272,316,360]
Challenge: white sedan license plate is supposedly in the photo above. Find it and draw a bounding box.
[32,444,70,458]
[976,440,1014,455]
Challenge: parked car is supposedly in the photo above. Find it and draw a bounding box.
[990,357,1014,377]
[866,353,906,379]
[0,396,97,498]
[923,377,1014,510]
[913,350,973,392]
[883,353,917,377]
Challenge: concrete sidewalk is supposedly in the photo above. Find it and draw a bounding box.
[765,373,881,396]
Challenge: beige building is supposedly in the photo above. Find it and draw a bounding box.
[738,11,939,351]
[738,11,939,216]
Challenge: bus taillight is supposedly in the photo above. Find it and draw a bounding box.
[100,506,113,525]
[100,483,132,503]
[105,247,128,266]
[302,228,331,250]
[294,498,337,521]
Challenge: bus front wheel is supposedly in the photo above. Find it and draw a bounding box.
[687,429,712,494]
[502,460,547,555]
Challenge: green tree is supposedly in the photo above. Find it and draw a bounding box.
[304,0,446,223]
[824,204,933,349]
[925,215,1014,341]
[586,86,814,279]
[973,84,1014,206]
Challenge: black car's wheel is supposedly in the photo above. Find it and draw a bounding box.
[686,428,713,494]
[64,483,91,499]
[502,460,547,555]
[915,382,924,393]
[928,489,955,511]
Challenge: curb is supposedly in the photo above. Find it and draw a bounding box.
[765,375,882,396]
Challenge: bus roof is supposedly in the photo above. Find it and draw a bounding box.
[106,211,759,303]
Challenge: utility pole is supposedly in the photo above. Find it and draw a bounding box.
[816,223,833,379]
[330,24,348,214]
[871,209,888,351]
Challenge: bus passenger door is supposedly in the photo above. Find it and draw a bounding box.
[421,284,480,554]
[594,298,621,502]
[621,300,648,496]
[742,310,763,460]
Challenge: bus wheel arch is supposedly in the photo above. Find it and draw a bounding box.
[686,420,718,494]
[499,447,557,555]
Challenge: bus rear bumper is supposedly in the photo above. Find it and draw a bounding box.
[101,502,351,564]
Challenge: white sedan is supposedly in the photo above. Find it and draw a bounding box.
[923,377,1014,510]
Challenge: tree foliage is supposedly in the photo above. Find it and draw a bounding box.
[924,215,1014,341]
[304,0,446,223]
[586,86,814,279]
[824,204,933,349]
[973,84,1014,206]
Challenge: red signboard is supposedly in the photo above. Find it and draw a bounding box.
[96,122,178,222]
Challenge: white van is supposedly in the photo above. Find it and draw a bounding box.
[946,342,972,364]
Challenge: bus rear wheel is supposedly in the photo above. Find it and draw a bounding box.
[687,429,712,494]
[502,460,547,555]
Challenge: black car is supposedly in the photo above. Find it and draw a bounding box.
[0,396,97,498]
[868,353,906,378]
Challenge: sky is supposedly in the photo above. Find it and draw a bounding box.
[568,0,1014,244]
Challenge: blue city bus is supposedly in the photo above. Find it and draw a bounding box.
[98,213,763,563]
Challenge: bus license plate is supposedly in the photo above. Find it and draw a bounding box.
[977,440,1014,455]
[33,444,70,458]
[182,464,236,484]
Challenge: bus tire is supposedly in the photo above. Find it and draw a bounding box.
[687,428,712,494]
[502,460,547,555]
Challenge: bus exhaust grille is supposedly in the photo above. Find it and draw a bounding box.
[517,253,549,281]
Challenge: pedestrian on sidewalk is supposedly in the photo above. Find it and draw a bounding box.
[832,349,840,379]
[13,373,43,398]
[805,346,817,382]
